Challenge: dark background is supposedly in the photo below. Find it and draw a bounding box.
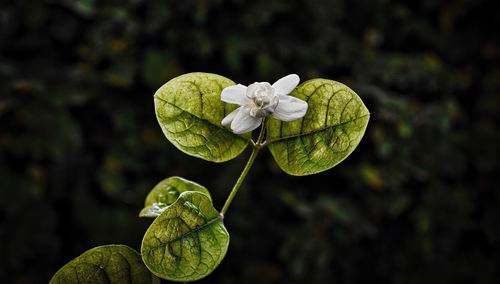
[1,0,500,283]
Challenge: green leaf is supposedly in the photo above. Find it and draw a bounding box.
[139,176,211,218]
[50,245,160,284]
[267,79,370,176]
[154,72,249,162]
[141,191,229,282]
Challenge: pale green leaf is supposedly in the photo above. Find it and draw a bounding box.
[267,79,370,175]
[141,191,229,282]
[154,72,249,162]
[50,245,160,284]
[139,176,211,218]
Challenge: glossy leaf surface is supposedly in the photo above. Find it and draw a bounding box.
[154,72,248,162]
[50,245,159,284]
[139,176,211,218]
[267,79,370,175]
[141,191,229,282]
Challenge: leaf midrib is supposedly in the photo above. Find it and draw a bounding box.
[267,113,370,145]
[144,215,223,254]
[155,95,251,144]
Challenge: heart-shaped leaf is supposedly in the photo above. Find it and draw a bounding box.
[50,245,159,284]
[139,176,211,218]
[141,191,229,282]
[267,79,370,175]
[155,72,249,162]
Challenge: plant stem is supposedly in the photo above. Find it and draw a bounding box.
[221,119,266,216]
[220,147,259,216]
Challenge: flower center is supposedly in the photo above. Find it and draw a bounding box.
[246,82,279,118]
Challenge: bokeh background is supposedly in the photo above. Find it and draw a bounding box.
[1,0,500,283]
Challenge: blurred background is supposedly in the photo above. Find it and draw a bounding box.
[1,0,499,283]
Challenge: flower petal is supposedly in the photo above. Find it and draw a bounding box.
[231,108,263,134]
[221,107,241,126]
[272,74,300,95]
[221,84,247,105]
[273,96,308,121]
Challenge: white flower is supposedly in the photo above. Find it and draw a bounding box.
[220,74,308,134]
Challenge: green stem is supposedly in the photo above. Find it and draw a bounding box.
[220,147,259,216]
[221,119,266,216]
